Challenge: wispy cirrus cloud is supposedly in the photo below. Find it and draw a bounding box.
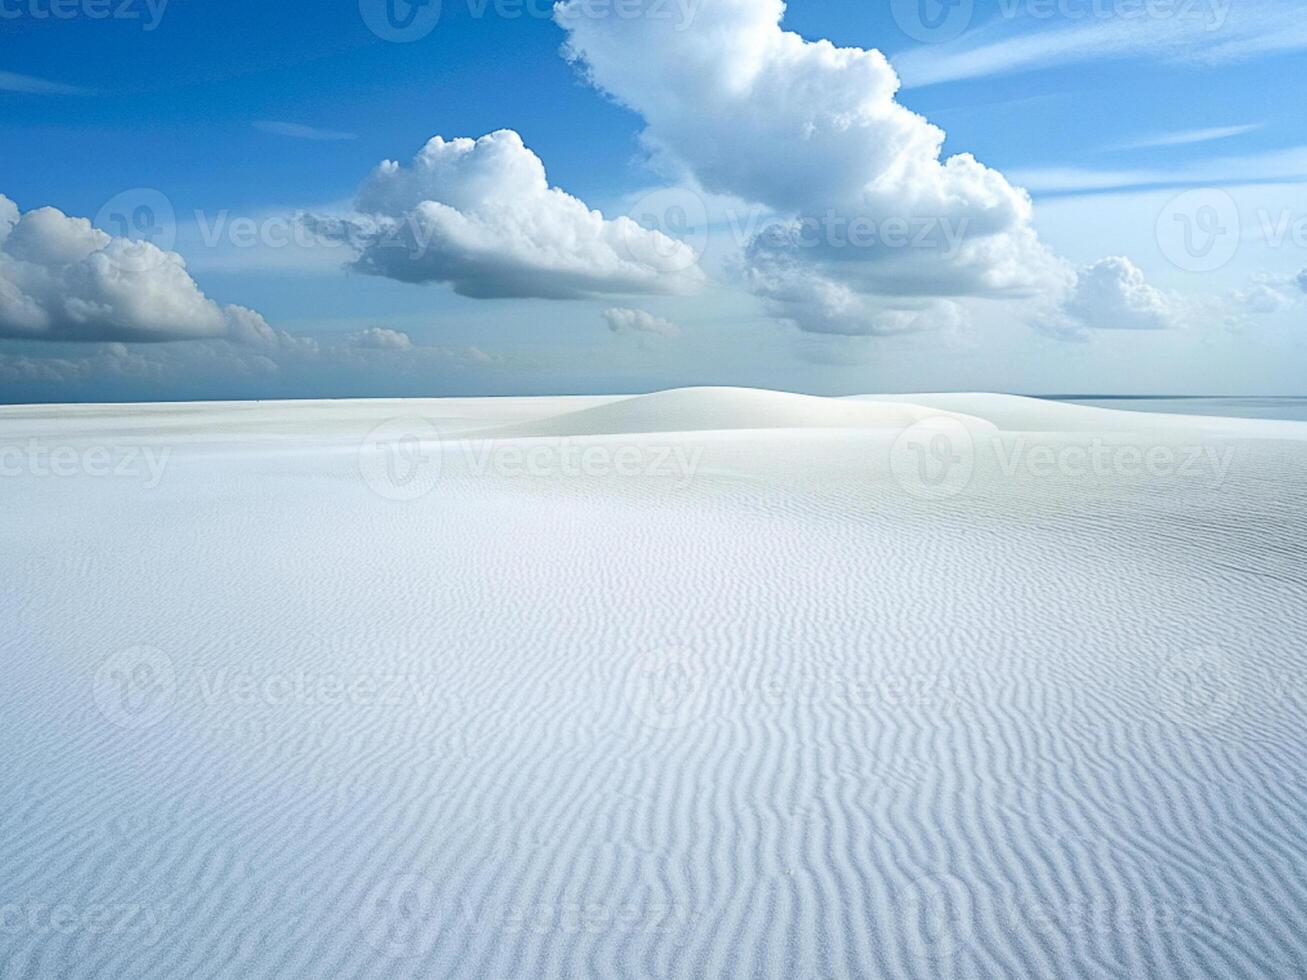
[1012,146,1307,194]
[1103,123,1264,153]
[0,70,95,96]
[894,0,1306,89]
[253,120,358,141]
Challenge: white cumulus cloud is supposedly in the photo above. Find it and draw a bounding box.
[602,307,682,339]
[0,194,278,345]
[1041,257,1182,339]
[555,0,1062,336]
[1230,270,1307,316]
[308,129,705,300]
[350,326,415,350]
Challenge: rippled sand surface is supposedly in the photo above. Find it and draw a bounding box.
[3,388,1306,978]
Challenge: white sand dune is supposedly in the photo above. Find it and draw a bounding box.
[477,386,996,438]
[2,389,1306,978]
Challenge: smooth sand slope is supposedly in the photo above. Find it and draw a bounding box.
[2,388,1306,979]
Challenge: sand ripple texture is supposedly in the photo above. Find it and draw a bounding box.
[2,388,1306,979]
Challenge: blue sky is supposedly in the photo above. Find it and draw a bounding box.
[1,0,1305,402]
